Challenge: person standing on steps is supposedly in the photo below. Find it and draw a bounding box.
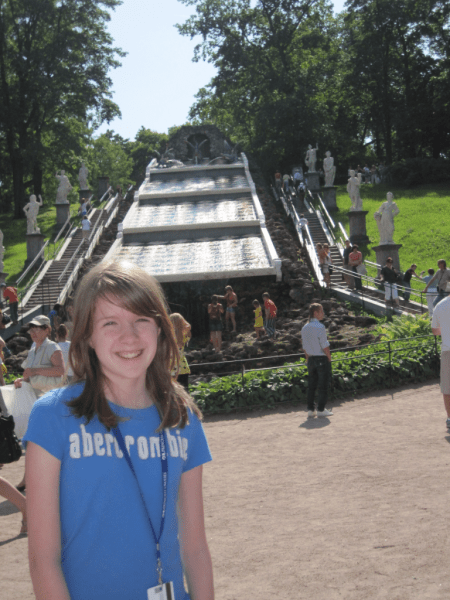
[220,286,238,333]
[348,244,363,291]
[423,259,450,308]
[301,303,333,418]
[342,240,354,289]
[380,257,401,309]
[1,283,19,324]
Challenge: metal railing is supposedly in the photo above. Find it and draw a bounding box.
[189,333,440,393]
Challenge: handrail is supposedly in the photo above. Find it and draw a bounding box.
[53,212,72,246]
[338,222,348,243]
[316,192,335,229]
[58,238,85,283]
[16,240,50,286]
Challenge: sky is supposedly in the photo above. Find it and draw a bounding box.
[97,0,347,141]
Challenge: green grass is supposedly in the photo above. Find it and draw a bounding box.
[334,182,450,295]
[1,202,80,287]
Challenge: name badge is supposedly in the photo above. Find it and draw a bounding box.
[147,582,175,600]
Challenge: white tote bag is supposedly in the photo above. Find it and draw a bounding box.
[0,383,38,440]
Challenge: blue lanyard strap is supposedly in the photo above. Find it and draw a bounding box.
[113,426,168,585]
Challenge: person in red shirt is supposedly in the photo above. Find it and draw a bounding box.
[262,292,277,338]
[0,283,18,324]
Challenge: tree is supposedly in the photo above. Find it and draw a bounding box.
[126,128,169,184]
[0,0,124,217]
[87,131,133,193]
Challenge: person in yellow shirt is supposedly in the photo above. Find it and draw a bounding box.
[253,300,264,338]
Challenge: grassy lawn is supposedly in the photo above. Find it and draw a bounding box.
[1,202,80,286]
[334,182,450,295]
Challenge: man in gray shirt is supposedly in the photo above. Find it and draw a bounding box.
[301,303,333,418]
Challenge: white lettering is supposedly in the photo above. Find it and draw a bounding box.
[69,433,81,458]
[137,436,149,459]
[80,424,93,457]
[166,430,178,457]
[113,437,123,458]
[182,438,188,460]
[105,433,114,457]
[149,436,160,458]
[94,433,105,456]
[176,431,184,459]
[125,435,135,454]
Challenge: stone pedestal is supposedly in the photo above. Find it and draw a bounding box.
[305,171,320,192]
[79,188,91,202]
[56,203,71,228]
[321,186,338,211]
[0,272,8,285]
[348,210,370,245]
[25,233,45,268]
[98,176,110,199]
[372,244,403,274]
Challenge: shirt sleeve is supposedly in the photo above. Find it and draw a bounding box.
[22,391,67,460]
[319,325,330,350]
[431,309,440,330]
[182,411,212,473]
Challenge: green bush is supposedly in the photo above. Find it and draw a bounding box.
[191,335,440,415]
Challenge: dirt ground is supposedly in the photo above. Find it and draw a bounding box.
[1,379,450,599]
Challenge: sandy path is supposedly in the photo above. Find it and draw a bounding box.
[1,379,449,599]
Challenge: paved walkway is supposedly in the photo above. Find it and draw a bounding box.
[1,379,449,599]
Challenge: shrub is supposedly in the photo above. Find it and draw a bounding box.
[384,158,450,187]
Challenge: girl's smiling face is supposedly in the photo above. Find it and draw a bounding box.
[89,296,160,393]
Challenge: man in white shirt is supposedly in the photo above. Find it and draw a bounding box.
[301,303,333,418]
[432,295,450,430]
[81,216,91,241]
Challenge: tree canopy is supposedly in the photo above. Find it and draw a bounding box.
[0,0,125,216]
[177,0,450,175]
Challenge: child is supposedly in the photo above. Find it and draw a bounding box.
[170,313,191,390]
[23,260,214,600]
[253,300,264,339]
[262,292,277,339]
[208,295,224,352]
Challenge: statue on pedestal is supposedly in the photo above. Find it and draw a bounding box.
[55,170,73,204]
[374,192,400,244]
[305,143,319,172]
[78,162,89,190]
[347,170,363,211]
[23,194,43,234]
[323,151,336,187]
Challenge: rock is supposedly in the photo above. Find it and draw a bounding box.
[355,316,378,327]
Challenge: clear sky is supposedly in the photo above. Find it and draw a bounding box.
[97,0,347,141]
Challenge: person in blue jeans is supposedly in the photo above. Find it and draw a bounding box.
[402,264,425,302]
[424,259,450,308]
[301,303,333,418]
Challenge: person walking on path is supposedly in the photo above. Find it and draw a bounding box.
[253,300,265,339]
[380,257,401,309]
[402,264,425,302]
[1,283,19,324]
[208,295,224,352]
[422,268,437,317]
[431,294,450,430]
[262,292,277,339]
[423,259,450,308]
[301,303,333,418]
[23,260,214,600]
[348,245,363,291]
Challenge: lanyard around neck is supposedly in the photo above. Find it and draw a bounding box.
[113,425,168,585]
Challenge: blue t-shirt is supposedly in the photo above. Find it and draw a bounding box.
[23,384,212,600]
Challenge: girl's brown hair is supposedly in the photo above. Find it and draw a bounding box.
[67,260,201,430]
[56,324,68,340]
[170,313,190,347]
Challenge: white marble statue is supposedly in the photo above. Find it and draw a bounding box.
[374,192,400,245]
[78,162,89,190]
[55,170,73,204]
[23,194,43,234]
[0,229,4,272]
[323,151,336,187]
[305,143,319,172]
[347,170,363,211]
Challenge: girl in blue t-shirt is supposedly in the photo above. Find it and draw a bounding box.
[24,260,214,600]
